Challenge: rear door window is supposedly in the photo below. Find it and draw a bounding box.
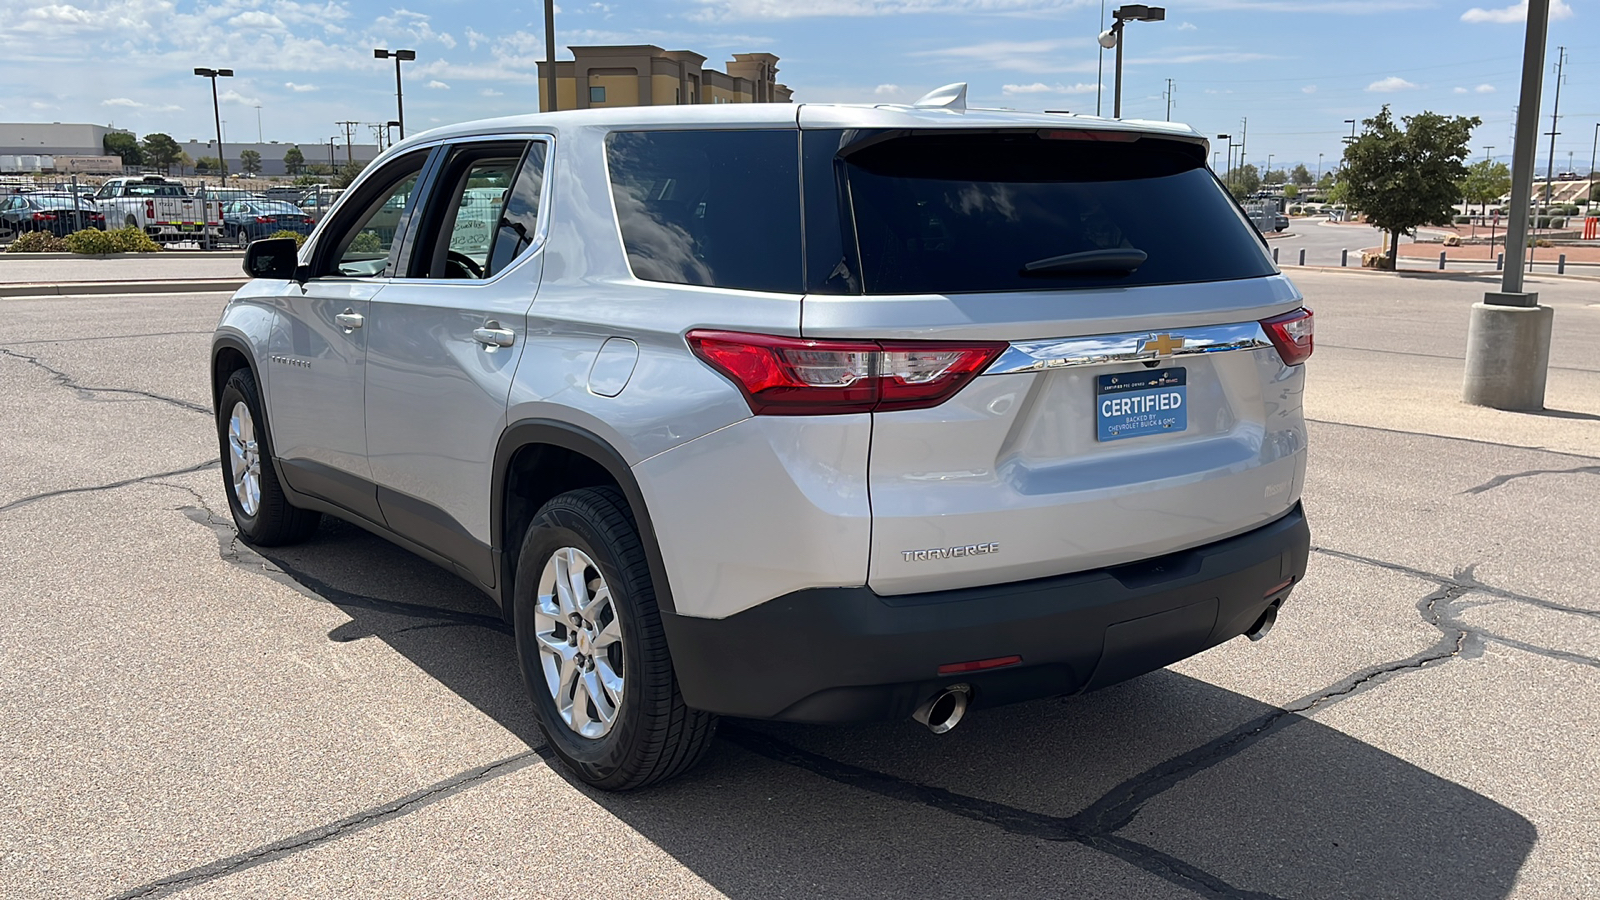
[605,130,802,294]
[820,130,1275,295]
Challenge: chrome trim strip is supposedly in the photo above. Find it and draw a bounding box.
[986,321,1272,375]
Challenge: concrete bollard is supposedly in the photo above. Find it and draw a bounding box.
[1298,248,1306,266]
[1439,251,1447,271]
[1340,249,1348,267]
[1272,247,1279,263]
[1558,254,1566,275]
[1463,297,1554,410]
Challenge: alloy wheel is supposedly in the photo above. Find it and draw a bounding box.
[534,547,625,738]
[227,401,262,517]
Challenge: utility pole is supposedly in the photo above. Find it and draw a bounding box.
[254,105,263,143]
[545,0,558,112]
[1542,45,1565,207]
[1463,0,1554,412]
[1096,0,1106,117]
[337,121,359,165]
[1163,78,1174,121]
[1238,117,1248,183]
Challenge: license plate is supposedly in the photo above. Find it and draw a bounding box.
[1096,368,1187,442]
[179,223,197,232]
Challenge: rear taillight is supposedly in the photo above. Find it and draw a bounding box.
[145,199,155,217]
[31,212,56,221]
[686,330,1005,416]
[254,216,274,224]
[1260,308,1313,366]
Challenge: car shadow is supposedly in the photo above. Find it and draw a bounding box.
[244,517,1535,900]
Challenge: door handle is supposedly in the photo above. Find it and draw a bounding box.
[335,308,364,331]
[473,321,515,348]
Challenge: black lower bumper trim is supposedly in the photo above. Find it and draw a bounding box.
[661,505,1309,723]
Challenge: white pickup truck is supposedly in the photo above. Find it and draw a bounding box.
[93,176,222,244]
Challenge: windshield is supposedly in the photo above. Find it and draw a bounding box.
[830,130,1276,294]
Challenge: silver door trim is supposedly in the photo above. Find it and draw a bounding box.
[985,320,1272,375]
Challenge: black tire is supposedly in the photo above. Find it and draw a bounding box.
[513,487,716,790]
[215,367,320,546]
[237,228,251,248]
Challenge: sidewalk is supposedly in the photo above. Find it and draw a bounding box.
[0,254,247,296]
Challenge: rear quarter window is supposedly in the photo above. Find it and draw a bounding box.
[820,130,1276,295]
[605,130,802,294]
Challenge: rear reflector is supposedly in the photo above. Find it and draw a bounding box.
[1260,307,1314,366]
[1264,578,1295,597]
[938,655,1023,675]
[687,330,1005,416]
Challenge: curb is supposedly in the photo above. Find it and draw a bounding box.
[0,278,247,298]
[1286,264,1600,284]
[0,251,246,260]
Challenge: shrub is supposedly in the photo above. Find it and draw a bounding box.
[4,231,68,253]
[1562,204,1580,215]
[1534,216,1551,229]
[1453,215,1470,224]
[1550,217,1566,229]
[64,226,161,254]
[348,231,382,253]
[1289,205,1303,214]
[268,229,307,248]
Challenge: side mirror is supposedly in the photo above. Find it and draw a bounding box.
[243,237,304,281]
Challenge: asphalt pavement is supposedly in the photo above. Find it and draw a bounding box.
[1,272,1597,898]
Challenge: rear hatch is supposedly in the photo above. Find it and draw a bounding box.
[795,124,1310,595]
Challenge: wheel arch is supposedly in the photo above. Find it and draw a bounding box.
[210,334,259,413]
[493,420,676,618]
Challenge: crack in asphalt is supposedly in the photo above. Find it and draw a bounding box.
[0,329,212,346]
[0,461,214,514]
[1304,418,1600,462]
[1461,464,1600,495]
[105,748,551,900]
[0,345,211,415]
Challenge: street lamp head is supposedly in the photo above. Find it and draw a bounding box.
[1217,134,1231,140]
[1097,29,1119,49]
[194,67,213,76]
[387,119,401,127]
[396,49,416,61]
[218,69,234,77]
[1114,4,1165,21]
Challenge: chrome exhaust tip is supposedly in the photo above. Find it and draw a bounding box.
[913,684,971,734]
[1246,603,1280,642]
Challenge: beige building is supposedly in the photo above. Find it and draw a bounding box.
[537,46,792,111]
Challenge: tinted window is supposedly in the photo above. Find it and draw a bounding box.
[409,141,547,280]
[606,130,801,294]
[833,131,1275,294]
[486,143,547,276]
[253,201,304,216]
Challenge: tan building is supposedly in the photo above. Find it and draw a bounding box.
[536,46,792,111]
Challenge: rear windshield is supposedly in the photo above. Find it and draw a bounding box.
[251,201,304,216]
[125,184,186,197]
[33,196,93,209]
[830,130,1275,294]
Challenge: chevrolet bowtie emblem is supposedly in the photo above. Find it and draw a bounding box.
[1140,333,1186,356]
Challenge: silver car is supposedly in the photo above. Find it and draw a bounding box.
[212,90,1312,790]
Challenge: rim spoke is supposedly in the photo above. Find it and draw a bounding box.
[565,552,591,618]
[594,615,622,648]
[594,657,624,704]
[584,669,617,725]
[580,583,611,620]
[534,630,571,658]
[570,672,594,731]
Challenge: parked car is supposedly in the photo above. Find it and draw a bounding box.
[0,192,103,239]
[213,95,1312,790]
[221,199,316,246]
[197,188,263,205]
[93,175,221,243]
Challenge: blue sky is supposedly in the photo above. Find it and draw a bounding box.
[3,0,1596,172]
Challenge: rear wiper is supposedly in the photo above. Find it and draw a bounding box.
[1021,248,1147,276]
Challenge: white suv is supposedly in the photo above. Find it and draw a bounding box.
[212,91,1312,790]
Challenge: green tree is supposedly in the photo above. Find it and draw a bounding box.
[239,149,262,176]
[103,132,142,167]
[194,156,221,175]
[1225,163,1261,198]
[1317,170,1337,190]
[331,160,368,189]
[1283,183,1300,200]
[1291,163,1313,186]
[1265,168,1288,185]
[140,132,182,174]
[282,145,306,175]
[1456,159,1511,215]
[176,152,193,177]
[1340,105,1480,266]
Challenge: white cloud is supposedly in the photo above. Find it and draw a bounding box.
[285,82,319,92]
[694,0,1087,21]
[1301,85,1317,94]
[1002,82,1098,95]
[1475,83,1496,93]
[1461,0,1573,23]
[1453,86,1469,94]
[874,83,901,95]
[481,88,504,96]
[103,97,143,108]
[218,89,261,106]
[30,101,55,110]
[230,10,286,31]
[427,80,451,89]
[1367,76,1419,92]
[1178,21,1197,30]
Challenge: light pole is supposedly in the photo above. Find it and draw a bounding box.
[373,48,416,139]
[386,120,401,149]
[193,67,233,186]
[1317,152,1323,184]
[1266,153,1274,183]
[545,0,558,112]
[1097,5,1165,119]
[1217,134,1233,185]
[1463,0,1554,412]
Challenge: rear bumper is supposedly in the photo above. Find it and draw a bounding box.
[662,504,1309,722]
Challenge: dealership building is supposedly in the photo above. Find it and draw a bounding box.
[0,122,379,176]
